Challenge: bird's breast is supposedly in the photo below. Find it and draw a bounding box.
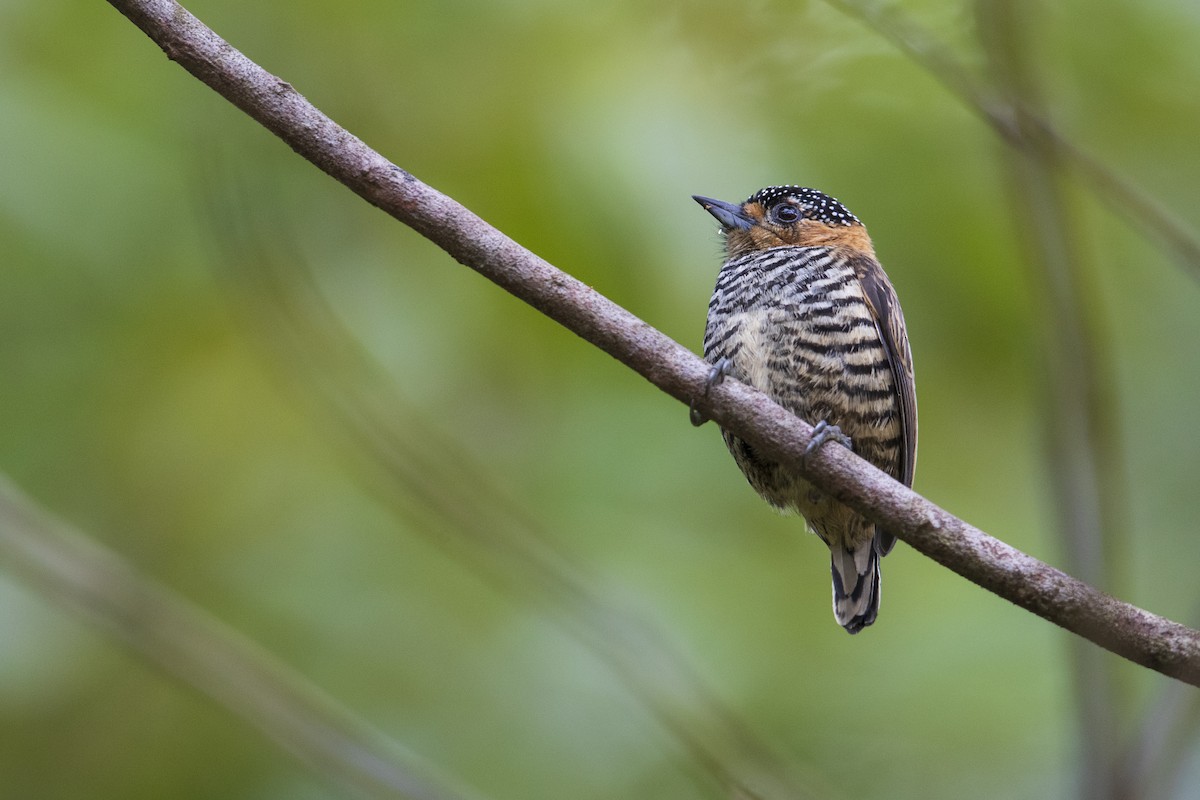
[705,248,881,388]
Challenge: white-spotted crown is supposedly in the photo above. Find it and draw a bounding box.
[748,185,859,227]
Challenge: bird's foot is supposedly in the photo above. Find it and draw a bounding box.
[804,420,853,461]
[689,357,732,427]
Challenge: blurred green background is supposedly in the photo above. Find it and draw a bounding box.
[2,0,1200,798]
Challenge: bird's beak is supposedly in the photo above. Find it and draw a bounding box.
[692,195,754,231]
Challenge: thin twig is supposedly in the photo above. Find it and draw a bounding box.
[103,0,1200,684]
[0,477,485,800]
[977,2,1125,797]
[825,0,1200,281]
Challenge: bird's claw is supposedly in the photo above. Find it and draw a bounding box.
[804,420,853,461]
[689,357,732,427]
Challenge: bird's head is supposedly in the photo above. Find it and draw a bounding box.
[693,185,874,259]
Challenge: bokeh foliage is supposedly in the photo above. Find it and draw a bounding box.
[2,0,1200,798]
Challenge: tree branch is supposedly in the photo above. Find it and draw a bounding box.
[103,0,1200,684]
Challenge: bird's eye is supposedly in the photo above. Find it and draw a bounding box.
[773,205,801,223]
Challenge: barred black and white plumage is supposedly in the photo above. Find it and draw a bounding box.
[693,186,917,634]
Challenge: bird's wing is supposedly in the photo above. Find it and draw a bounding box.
[851,255,917,555]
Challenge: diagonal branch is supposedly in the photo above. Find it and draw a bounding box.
[103,0,1200,685]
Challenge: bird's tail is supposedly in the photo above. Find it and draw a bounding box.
[830,539,881,634]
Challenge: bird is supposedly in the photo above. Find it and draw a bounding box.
[691,185,916,634]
